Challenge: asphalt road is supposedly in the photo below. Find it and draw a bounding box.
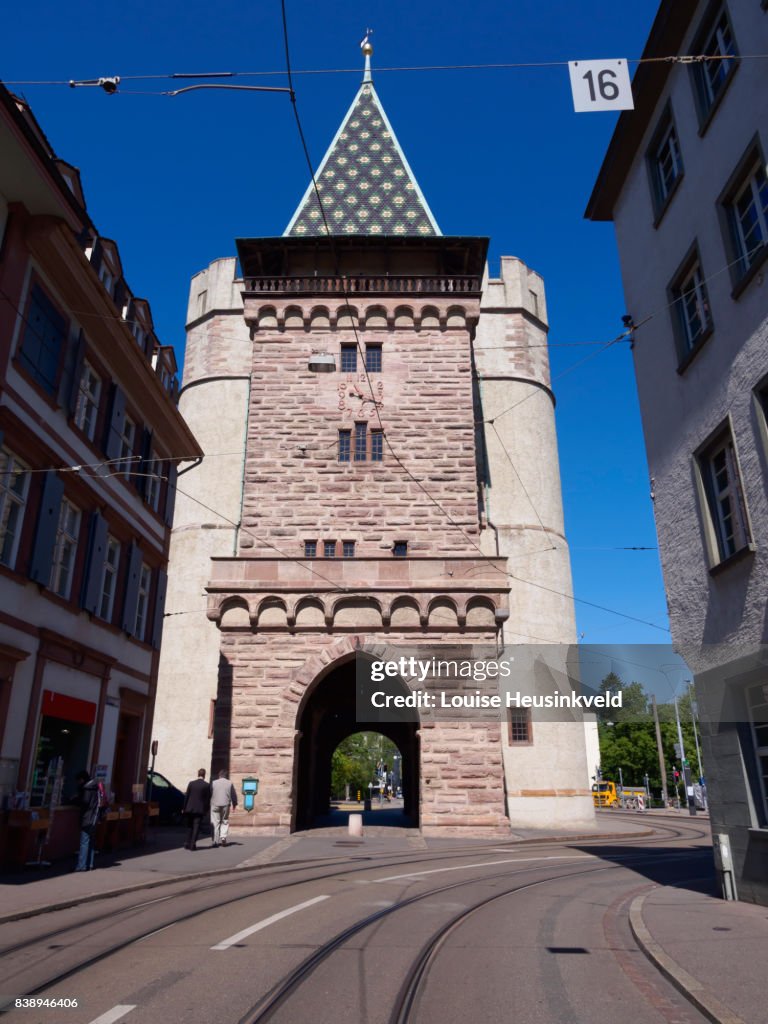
[0,818,713,1024]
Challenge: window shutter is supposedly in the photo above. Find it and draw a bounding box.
[29,471,64,585]
[81,511,108,614]
[137,428,153,498]
[61,329,86,416]
[164,463,178,526]
[151,569,168,649]
[121,542,143,634]
[104,385,126,460]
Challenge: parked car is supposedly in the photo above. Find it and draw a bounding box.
[146,770,185,824]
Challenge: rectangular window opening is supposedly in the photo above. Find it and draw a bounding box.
[393,541,408,558]
[0,448,30,569]
[365,344,382,373]
[508,708,533,745]
[304,540,317,559]
[354,422,367,462]
[342,540,356,558]
[338,429,351,463]
[50,498,81,600]
[371,429,384,462]
[324,540,337,559]
[698,429,751,563]
[340,345,357,373]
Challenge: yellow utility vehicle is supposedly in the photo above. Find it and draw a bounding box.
[592,781,647,808]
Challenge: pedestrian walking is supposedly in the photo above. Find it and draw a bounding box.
[210,769,238,847]
[182,769,211,851]
[71,770,100,871]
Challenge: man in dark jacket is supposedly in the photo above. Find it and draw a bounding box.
[72,770,100,871]
[183,769,211,850]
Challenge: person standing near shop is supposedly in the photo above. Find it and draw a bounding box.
[210,769,238,847]
[71,770,100,871]
[182,769,211,851]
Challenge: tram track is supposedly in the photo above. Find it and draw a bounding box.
[0,818,712,1008]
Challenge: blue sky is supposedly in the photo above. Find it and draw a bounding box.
[3,0,677,654]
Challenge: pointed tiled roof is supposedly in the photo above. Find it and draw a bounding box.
[285,73,440,238]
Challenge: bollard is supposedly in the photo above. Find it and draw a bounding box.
[348,813,363,838]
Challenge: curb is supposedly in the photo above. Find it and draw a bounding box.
[628,891,746,1024]
[0,827,654,926]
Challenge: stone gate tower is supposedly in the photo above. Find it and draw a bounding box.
[153,44,595,834]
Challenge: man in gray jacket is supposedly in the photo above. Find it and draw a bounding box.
[210,769,238,847]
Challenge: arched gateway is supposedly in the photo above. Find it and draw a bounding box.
[152,41,596,835]
[293,653,419,830]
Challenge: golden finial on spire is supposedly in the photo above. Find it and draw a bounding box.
[361,29,373,82]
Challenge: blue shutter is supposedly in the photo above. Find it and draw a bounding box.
[121,542,143,634]
[104,385,126,460]
[164,463,178,526]
[29,471,64,585]
[81,511,108,614]
[151,569,168,649]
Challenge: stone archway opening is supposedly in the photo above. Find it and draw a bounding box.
[293,656,419,831]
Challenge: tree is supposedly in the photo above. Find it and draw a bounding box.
[330,732,400,799]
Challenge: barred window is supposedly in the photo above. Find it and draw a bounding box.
[338,430,351,462]
[341,344,357,373]
[354,422,367,462]
[365,344,382,372]
[324,540,337,559]
[342,540,356,558]
[508,708,533,745]
[371,430,384,462]
[304,540,317,558]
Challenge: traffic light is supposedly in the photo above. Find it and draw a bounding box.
[673,769,680,781]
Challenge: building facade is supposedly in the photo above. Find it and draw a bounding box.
[154,50,594,834]
[587,0,768,902]
[0,85,202,861]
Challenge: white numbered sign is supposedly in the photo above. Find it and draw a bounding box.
[568,59,634,113]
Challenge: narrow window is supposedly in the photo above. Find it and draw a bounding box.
[0,448,30,569]
[669,249,713,362]
[338,429,351,463]
[393,541,408,558]
[99,536,121,621]
[145,453,162,512]
[354,422,367,462]
[134,563,152,640]
[649,113,683,214]
[18,283,67,395]
[508,708,533,745]
[50,498,81,599]
[746,681,768,824]
[370,429,384,462]
[691,6,738,119]
[119,417,136,478]
[304,540,317,558]
[342,540,356,558]
[132,322,145,349]
[324,540,337,559]
[74,361,102,441]
[728,158,768,276]
[365,344,382,373]
[699,430,751,562]
[340,344,357,373]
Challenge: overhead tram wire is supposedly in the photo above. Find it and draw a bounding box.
[5,51,766,89]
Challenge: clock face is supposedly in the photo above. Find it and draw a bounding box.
[337,374,384,420]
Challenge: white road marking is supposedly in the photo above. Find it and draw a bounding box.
[375,855,591,882]
[211,895,330,950]
[87,1006,136,1024]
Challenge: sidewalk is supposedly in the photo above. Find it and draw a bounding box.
[630,884,768,1024]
